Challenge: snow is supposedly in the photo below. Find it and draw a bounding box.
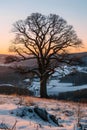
[26,65,87,96]
[48,84,87,95]
[0,95,86,130]
[28,79,87,96]
[23,79,30,82]
[0,63,12,67]
[0,84,14,87]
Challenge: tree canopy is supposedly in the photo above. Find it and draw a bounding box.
[10,13,82,97]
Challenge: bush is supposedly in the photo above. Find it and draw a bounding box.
[49,89,87,103]
[0,85,33,96]
[4,55,18,63]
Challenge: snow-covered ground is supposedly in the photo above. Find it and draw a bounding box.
[27,65,87,96]
[29,80,87,97]
[0,95,87,130]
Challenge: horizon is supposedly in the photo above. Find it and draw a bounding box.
[0,0,87,54]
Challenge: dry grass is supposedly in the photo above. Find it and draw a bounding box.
[0,94,87,108]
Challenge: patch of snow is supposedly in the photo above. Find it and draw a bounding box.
[48,84,87,95]
[0,84,14,87]
[23,79,30,82]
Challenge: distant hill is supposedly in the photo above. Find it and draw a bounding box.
[71,52,87,57]
[0,52,87,66]
[0,54,9,64]
[70,52,87,66]
[53,88,87,102]
[60,72,87,86]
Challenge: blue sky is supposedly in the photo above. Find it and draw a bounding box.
[0,0,87,53]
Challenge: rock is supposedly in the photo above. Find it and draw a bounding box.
[49,114,59,126]
[34,107,48,121]
[34,107,60,126]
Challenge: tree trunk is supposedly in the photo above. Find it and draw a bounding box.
[40,76,48,98]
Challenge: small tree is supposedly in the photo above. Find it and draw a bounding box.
[10,13,82,98]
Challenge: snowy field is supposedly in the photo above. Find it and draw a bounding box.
[29,80,87,97]
[28,65,87,96]
[0,95,87,130]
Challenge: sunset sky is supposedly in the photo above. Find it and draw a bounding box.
[0,0,87,54]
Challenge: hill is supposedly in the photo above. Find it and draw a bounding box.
[0,52,87,67]
[0,94,87,130]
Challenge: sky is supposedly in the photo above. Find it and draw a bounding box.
[0,0,87,54]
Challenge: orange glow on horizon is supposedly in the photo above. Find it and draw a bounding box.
[0,44,87,55]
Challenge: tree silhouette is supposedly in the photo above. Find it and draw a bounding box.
[10,13,82,98]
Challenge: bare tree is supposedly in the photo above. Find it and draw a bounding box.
[10,13,82,98]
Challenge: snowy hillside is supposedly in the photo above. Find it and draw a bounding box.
[27,65,87,97]
[0,95,87,130]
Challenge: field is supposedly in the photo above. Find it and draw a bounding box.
[0,95,87,130]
